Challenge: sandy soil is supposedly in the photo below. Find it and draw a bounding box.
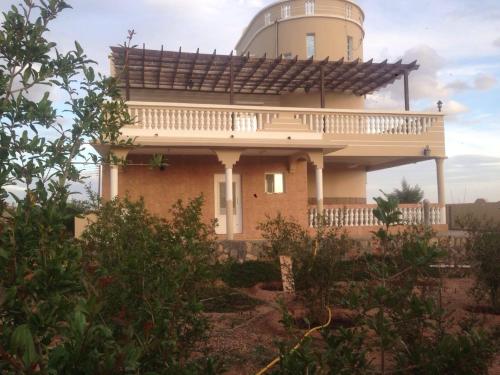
[203,277,500,375]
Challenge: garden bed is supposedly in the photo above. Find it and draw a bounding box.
[202,277,500,375]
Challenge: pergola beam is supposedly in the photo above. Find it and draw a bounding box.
[111,47,419,98]
[251,55,282,93]
[171,47,182,89]
[199,49,217,90]
[263,55,298,93]
[212,50,233,91]
[288,56,329,93]
[185,48,199,90]
[238,53,266,93]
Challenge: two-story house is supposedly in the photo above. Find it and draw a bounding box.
[97,0,447,240]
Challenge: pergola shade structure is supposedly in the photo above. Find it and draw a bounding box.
[111,46,419,103]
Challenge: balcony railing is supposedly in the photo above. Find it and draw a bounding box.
[308,204,443,228]
[126,102,442,136]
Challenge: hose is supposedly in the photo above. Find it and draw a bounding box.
[255,306,333,375]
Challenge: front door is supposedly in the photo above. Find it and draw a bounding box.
[214,174,242,235]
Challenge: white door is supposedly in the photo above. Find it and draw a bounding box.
[214,174,242,234]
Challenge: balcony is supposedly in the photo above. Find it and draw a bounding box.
[308,203,443,228]
[124,102,443,144]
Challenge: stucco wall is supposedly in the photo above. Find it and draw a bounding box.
[102,155,309,240]
[307,163,367,203]
[236,0,364,60]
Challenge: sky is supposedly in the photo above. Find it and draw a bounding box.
[1,0,499,203]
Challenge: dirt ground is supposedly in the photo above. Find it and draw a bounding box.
[203,277,500,375]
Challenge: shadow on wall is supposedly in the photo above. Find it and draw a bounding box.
[447,200,500,230]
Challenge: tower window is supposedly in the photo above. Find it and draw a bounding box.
[264,12,271,26]
[347,35,353,61]
[305,0,315,15]
[346,3,353,19]
[306,33,315,59]
[281,3,291,19]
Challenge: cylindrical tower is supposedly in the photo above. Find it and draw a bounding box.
[235,0,364,62]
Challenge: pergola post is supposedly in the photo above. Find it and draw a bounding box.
[435,157,446,225]
[229,58,235,105]
[404,71,410,111]
[320,65,325,108]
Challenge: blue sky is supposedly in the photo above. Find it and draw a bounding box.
[1,0,499,203]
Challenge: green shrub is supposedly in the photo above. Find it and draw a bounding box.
[259,214,356,322]
[220,260,281,288]
[464,219,500,313]
[81,196,217,373]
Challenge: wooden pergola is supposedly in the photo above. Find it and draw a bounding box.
[111,46,418,109]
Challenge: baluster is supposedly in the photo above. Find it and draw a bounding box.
[157,109,163,130]
[214,111,220,131]
[246,112,251,131]
[353,208,359,226]
[139,108,145,129]
[165,110,171,130]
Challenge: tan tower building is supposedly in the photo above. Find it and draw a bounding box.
[88,0,447,241]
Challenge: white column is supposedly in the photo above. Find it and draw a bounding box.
[110,164,119,199]
[225,167,234,240]
[436,158,446,224]
[316,166,324,215]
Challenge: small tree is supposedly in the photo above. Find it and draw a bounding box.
[0,0,131,372]
[389,178,424,204]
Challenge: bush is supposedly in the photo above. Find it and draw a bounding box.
[264,196,498,374]
[220,260,281,288]
[464,219,500,313]
[259,214,357,322]
[81,196,217,373]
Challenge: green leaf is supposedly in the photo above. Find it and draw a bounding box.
[74,41,83,55]
[11,324,38,366]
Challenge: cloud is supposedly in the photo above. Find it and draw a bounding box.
[444,100,469,115]
[474,73,497,90]
[495,38,500,48]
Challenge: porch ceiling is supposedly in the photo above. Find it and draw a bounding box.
[325,155,433,171]
[94,143,346,158]
[111,46,419,96]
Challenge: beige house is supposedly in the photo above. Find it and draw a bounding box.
[96,0,447,240]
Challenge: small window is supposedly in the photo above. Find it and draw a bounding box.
[306,33,315,59]
[305,0,315,15]
[265,173,285,194]
[281,3,291,19]
[264,12,271,26]
[346,3,353,19]
[347,35,353,61]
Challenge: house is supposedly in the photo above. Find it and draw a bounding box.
[96,0,447,240]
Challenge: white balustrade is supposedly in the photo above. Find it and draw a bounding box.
[308,204,442,228]
[126,102,441,136]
